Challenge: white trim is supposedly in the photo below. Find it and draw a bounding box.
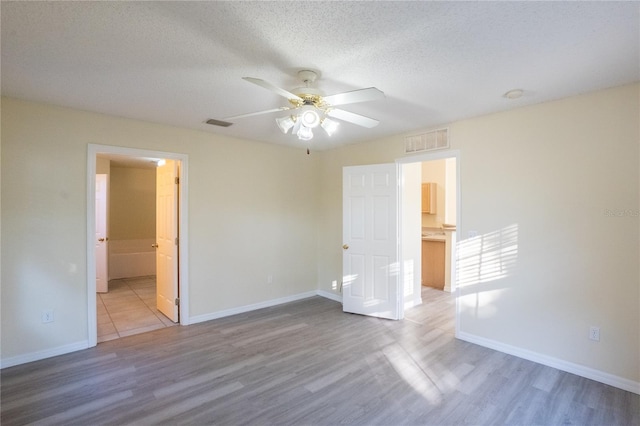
[396,162,404,320]
[87,161,98,346]
[1,341,89,369]
[458,331,640,395]
[403,296,423,311]
[189,291,318,325]
[316,290,342,303]
[397,148,461,164]
[87,144,190,343]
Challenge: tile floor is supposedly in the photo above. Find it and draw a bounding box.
[97,275,177,343]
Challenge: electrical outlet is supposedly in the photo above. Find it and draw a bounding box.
[42,309,54,323]
[589,326,600,341]
[267,275,273,284]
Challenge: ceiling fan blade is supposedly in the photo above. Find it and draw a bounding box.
[224,106,294,121]
[323,87,385,107]
[327,108,380,128]
[243,77,303,102]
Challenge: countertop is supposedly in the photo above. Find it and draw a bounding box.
[422,233,446,242]
[421,226,456,242]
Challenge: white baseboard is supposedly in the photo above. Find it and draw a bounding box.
[403,296,423,310]
[316,289,342,303]
[1,340,89,369]
[189,291,319,324]
[189,290,344,325]
[457,331,640,395]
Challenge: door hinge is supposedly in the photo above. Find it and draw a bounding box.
[175,177,180,184]
[175,237,179,245]
[175,297,180,306]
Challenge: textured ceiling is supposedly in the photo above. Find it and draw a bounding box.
[2,1,638,150]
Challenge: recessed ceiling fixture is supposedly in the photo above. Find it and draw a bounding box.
[213,70,385,145]
[503,89,524,99]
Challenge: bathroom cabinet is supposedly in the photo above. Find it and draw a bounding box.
[422,239,445,289]
[422,183,437,214]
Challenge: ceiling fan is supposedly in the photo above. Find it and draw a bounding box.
[207,70,385,142]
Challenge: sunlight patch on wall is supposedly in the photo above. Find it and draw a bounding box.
[457,224,519,287]
[461,289,504,319]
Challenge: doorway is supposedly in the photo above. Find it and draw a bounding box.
[398,150,460,331]
[87,144,189,347]
[340,151,459,323]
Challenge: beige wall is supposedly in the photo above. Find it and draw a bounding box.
[1,82,638,387]
[1,97,320,360]
[452,84,639,384]
[109,166,156,240]
[316,83,639,384]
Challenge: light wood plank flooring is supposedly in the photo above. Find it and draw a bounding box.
[2,287,638,425]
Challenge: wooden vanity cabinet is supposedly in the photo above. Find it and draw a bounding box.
[422,240,445,290]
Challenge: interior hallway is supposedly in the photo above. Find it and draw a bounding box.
[97,276,176,342]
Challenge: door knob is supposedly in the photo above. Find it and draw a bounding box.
[98,238,105,242]
[342,244,349,250]
[151,243,159,248]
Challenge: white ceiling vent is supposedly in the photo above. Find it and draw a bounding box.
[404,128,449,154]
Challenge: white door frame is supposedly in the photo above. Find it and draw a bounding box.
[86,144,190,347]
[396,149,461,337]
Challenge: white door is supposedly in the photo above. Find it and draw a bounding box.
[342,163,401,320]
[156,159,179,322]
[96,174,109,293]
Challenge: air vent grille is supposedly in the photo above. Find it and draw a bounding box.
[404,128,449,154]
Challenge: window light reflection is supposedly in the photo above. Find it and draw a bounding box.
[457,224,519,287]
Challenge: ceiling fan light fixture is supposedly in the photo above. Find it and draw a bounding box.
[299,107,320,128]
[297,125,313,141]
[234,70,384,147]
[321,117,339,136]
[275,115,296,133]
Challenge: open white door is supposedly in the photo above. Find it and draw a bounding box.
[156,159,179,322]
[343,163,401,320]
[95,174,108,293]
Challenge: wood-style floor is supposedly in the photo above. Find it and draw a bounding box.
[1,288,638,425]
